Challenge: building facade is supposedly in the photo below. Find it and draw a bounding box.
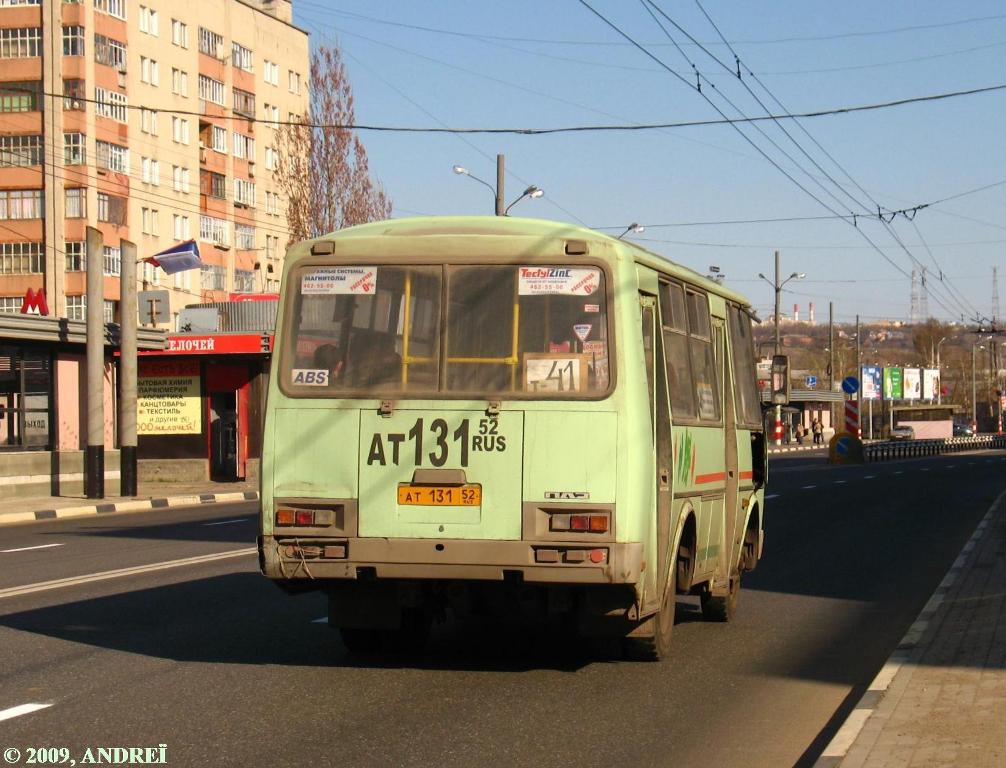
[0,0,307,327]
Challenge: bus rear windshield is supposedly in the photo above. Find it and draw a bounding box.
[285,264,610,397]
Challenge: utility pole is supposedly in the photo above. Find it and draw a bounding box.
[495,154,504,216]
[855,314,862,437]
[85,226,104,498]
[774,250,781,354]
[757,252,805,445]
[829,301,835,431]
[119,239,138,497]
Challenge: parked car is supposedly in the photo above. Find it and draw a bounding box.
[891,425,915,440]
[953,423,975,437]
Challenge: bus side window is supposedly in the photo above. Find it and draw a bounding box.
[659,281,697,420]
[728,304,762,428]
[685,290,719,422]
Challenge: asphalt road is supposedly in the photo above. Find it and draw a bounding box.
[1,452,1004,768]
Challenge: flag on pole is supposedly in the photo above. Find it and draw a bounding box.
[145,240,202,275]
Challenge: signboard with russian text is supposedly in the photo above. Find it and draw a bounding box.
[883,367,903,400]
[903,368,921,401]
[517,267,600,296]
[861,365,882,400]
[138,360,201,435]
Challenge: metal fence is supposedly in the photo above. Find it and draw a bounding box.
[864,435,1006,462]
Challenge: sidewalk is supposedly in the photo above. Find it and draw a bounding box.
[816,490,1006,767]
[0,478,259,526]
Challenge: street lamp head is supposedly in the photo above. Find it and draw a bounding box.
[452,165,469,176]
[792,272,806,279]
[758,273,767,280]
[527,186,544,199]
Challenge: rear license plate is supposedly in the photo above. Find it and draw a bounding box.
[397,484,482,506]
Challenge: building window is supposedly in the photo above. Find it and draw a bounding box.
[264,146,278,171]
[0,1,42,6]
[288,70,300,94]
[200,264,226,290]
[198,74,225,106]
[171,68,188,97]
[66,295,85,321]
[95,139,129,173]
[1,81,40,112]
[171,116,190,145]
[65,241,86,272]
[141,157,160,185]
[63,132,86,165]
[102,245,121,276]
[264,60,279,86]
[265,235,278,260]
[0,189,42,220]
[171,19,188,48]
[0,28,42,58]
[140,56,159,86]
[234,178,256,207]
[62,79,85,110]
[198,27,223,58]
[265,191,279,215]
[232,225,254,251]
[62,25,85,56]
[94,34,127,69]
[97,192,126,225]
[141,207,159,235]
[94,87,128,123]
[172,166,190,193]
[199,215,228,246]
[234,269,255,292]
[103,300,116,324]
[233,88,255,119]
[231,42,253,72]
[0,242,43,274]
[0,135,42,167]
[173,214,190,240]
[233,132,254,159]
[212,126,227,153]
[64,187,86,219]
[139,6,158,36]
[200,170,226,199]
[94,0,126,21]
[0,297,22,313]
[140,107,158,135]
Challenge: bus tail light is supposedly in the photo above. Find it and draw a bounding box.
[295,510,314,526]
[551,513,609,533]
[276,507,336,527]
[276,508,296,526]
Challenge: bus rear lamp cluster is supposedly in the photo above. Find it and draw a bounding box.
[275,507,336,527]
[549,513,608,533]
[535,547,608,564]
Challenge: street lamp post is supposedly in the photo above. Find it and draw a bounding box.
[972,341,986,430]
[453,155,543,216]
[935,336,949,404]
[504,185,544,215]
[758,250,805,444]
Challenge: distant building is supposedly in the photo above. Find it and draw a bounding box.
[0,0,308,326]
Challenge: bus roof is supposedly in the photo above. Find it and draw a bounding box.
[292,215,752,308]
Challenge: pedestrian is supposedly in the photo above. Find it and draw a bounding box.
[795,422,805,444]
[812,418,823,445]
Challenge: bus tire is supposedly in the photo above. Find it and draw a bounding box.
[700,572,740,622]
[339,627,382,654]
[623,559,676,662]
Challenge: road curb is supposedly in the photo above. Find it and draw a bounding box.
[811,488,1006,767]
[768,444,827,454]
[0,490,260,526]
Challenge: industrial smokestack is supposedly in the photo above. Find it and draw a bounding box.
[794,303,800,323]
[809,302,815,324]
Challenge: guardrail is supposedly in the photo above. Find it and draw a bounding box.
[864,435,1006,462]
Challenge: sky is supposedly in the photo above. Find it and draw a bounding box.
[289,1,1006,325]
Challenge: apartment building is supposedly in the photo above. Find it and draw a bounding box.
[0,0,308,325]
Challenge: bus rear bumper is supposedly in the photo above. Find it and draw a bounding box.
[259,535,644,586]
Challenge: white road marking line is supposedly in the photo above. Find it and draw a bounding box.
[0,543,65,554]
[947,465,956,468]
[0,703,52,722]
[312,616,328,624]
[202,518,252,527]
[765,493,781,500]
[833,480,847,484]
[802,485,817,490]
[0,548,255,601]
[864,475,876,479]
[893,471,903,475]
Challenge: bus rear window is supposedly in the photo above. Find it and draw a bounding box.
[284,264,610,397]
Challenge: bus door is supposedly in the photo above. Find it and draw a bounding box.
[715,320,740,577]
[640,293,674,607]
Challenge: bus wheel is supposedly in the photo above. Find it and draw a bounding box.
[623,568,676,661]
[339,627,382,654]
[700,572,741,622]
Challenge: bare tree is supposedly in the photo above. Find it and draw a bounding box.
[276,45,392,243]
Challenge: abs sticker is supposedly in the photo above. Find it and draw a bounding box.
[292,369,330,386]
[301,267,377,295]
[518,267,600,296]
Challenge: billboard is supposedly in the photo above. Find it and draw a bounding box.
[883,367,903,400]
[138,360,202,435]
[922,368,941,400]
[903,368,921,401]
[861,365,882,400]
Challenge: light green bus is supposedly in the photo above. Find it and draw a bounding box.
[259,216,767,660]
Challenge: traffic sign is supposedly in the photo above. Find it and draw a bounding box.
[806,375,817,388]
[842,376,859,395]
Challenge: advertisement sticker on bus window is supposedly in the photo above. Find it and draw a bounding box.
[292,369,330,386]
[582,340,609,389]
[584,304,600,313]
[549,341,571,353]
[518,267,600,296]
[301,267,377,295]
[697,382,717,419]
[573,323,592,342]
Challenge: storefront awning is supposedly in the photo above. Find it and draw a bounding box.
[0,315,166,350]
